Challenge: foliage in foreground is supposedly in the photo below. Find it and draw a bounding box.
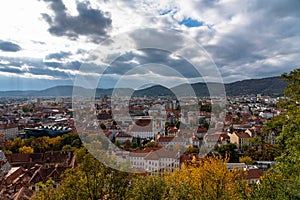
[33,153,249,200]
[31,148,129,200]
[127,157,249,200]
[250,69,300,199]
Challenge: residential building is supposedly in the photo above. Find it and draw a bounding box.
[0,124,19,142]
[129,148,180,173]
[0,150,11,179]
[157,136,187,148]
[115,132,133,144]
[229,131,251,149]
[246,168,264,184]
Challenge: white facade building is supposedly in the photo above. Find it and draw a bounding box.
[129,148,180,173]
[0,124,19,142]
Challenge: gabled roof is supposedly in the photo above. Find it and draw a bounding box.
[129,147,161,157]
[130,124,152,132]
[144,148,178,160]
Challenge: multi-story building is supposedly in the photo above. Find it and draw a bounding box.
[0,150,11,179]
[129,148,180,173]
[156,136,188,148]
[229,131,251,149]
[0,124,19,143]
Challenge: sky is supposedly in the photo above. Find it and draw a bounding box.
[0,0,299,91]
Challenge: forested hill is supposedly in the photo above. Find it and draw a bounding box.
[0,76,287,97]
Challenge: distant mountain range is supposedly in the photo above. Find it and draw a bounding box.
[0,76,287,98]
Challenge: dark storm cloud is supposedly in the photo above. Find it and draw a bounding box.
[42,0,112,42]
[197,0,300,82]
[104,48,201,78]
[0,56,82,79]
[205,34,267,67]
[0,41,21,52]
[122,0,299,82]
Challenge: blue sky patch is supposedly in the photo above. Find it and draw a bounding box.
[179,18,203,27]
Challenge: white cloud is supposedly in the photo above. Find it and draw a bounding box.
[0,71,60,80]
[0,0,299,90]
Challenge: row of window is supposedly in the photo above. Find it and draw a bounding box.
[131,161,180,168]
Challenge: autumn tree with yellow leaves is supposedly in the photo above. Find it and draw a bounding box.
[127,156,250,200]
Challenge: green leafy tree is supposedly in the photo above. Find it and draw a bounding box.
[33,178,56,200]
[8,137,25,153]
[144,141,160,148]
[127,175,167,200]
[35,136,50,153]
[185,145,200,154]
[62,144,75,151]
[239,156,254,165]
[114,140,121,148]
[214,143,239,162]
[123,139,131,150]
[22,105,31,113]
[251,69,300,199]
[59,133,82,149]
[131,141,138,149]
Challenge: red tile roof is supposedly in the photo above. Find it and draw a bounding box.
[157,136,174,143]
[247,168,263,179]
[235,132,251,138]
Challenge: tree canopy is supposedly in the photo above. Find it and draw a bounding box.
[251,68,300,199]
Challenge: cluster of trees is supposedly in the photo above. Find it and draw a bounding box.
[32,147,129,200]
[250,69,300,199]
[32,151,249,200]
[211,69,300,198]
[213,140,281,163]
[127,156,249,200]
[3,133,82,154]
